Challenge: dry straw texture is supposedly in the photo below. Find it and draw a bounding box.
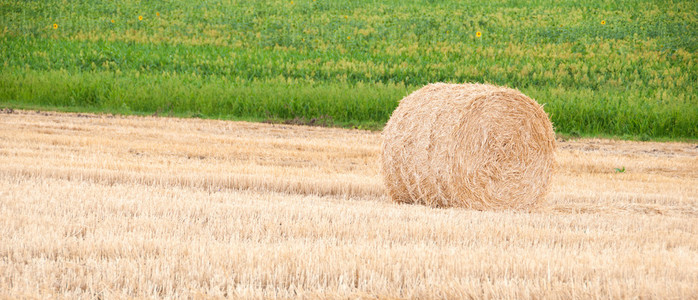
[382,83,556,210]
[1,110,697,298]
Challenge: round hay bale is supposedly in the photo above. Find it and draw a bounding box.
[381,83,556,210]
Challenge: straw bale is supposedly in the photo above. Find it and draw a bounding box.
[381,83,556,210]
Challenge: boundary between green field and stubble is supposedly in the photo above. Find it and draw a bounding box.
[1,67,696,141]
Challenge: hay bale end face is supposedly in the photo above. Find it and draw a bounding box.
[381,83,556,210]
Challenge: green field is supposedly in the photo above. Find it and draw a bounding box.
[1,0,696,139]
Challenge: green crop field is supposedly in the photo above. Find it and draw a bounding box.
[0,0,696,139]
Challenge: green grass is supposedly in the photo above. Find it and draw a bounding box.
[1,0,696,139]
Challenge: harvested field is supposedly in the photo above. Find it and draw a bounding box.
[1,110,697,298]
